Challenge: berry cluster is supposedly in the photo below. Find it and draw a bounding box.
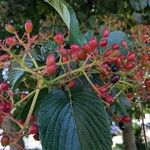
[0,20,149,148]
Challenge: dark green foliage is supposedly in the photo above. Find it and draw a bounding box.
[38,87,112,150]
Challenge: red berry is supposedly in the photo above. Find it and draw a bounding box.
[25,20,33,33]
[5,37,17,46]
[104,50,113,57]
[70,44,80,53]
[112,44,119,50]
[0,54,11,62]
[115,57,122,67]
[29,123,39,134]
[121,40,128,48]
[124,63,134,70]
[44,64,57,75]
[105,95,114,104]
[102,28,109,37]
[54,33,64,45]
[62,56,68,62]
[46,54,56,65]
[67,80,76,88]
[82,44,92,53]
[3,102,12,113]
[127,52,136,61]
[98,87,107,94]
[77,50,87,60]
[1,135,10,146]
[121,116,131,123]
[89,38,97,50]
[58,48,68,56]
[99,40,107,47]
[0,82,9,91]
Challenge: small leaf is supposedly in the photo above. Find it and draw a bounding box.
[9,57,32,89]
[82,30,94,42]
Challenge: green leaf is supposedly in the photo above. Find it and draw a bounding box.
[44,0,85,45]
[32,40,58,62]
[9,57,33,89]
[15,89,49,120]
[38,87,112,150]
[82,30,94,42]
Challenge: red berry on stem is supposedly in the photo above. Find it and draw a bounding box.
[121,116,131,123]
[112,44,119,50]
[99,40,107,47]
[105,95,114,104]
[0,54,11,62]
[89,38,97,50]
[5,37,17,46]
[29,123,39,134]
[1,135,10,146]
[127,52,136,61]
[70,44,80,53]
[25,20,33,33]
[0,82,9,91]
[124,63,134,70]
[104,49,113,57]
[121,40,128,48]
[46,54,56,65]
[44,64,57,75]
[82,44,92,53]
[67,80,76,88]
[102,28,109,37]
[98,86,107,94]
[3,102,12,113]
[54,33,64,45]
[58,48,68,56]
[62,56,68,63]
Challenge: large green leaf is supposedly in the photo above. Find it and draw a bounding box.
[44,0,85,45]
[38,87,112,150]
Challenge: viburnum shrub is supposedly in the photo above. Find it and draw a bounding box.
[0,1,149,150]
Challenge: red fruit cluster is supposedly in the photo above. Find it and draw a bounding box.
[44,54,57,75]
